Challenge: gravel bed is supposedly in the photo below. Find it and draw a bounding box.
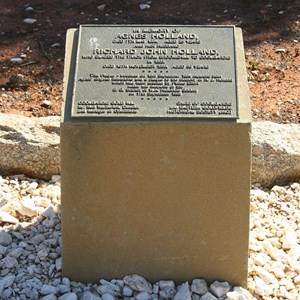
[0,175,299,299]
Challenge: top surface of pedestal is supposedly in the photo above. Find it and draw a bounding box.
[70,25,238,119]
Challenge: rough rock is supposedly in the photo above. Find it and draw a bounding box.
[159,288,176,299]
[281,230,298,249]
[0,231,12,246]
[135,291,150,300]
[41,284,59,295]
[122,285,133,297]
[96,284,117,296]
[254,277,273,296]
[255,266,278,285]
[199,292,217,300]
[209,281,230,297]
[228,287,255,300]
[58,293,78,300]
[174,282,191,300]
[251,121,300,187]
[0,211,18,224]
[2,255,18,268]
[51,175,61,183]
[57,284,70,294]
[102,293,115,300]
[17,195,37,217]
[42,295,57,300]
[55,257,62,271]
[123,274,152,293]
[0,275,15,291]
[158,280,176,298]
[158,280,175,290]
[0,114,60,180]
[81,290,102,300]
[99,279,121,293]
[191,279,208,295]
[152,283,159,295]
[0,245,7,255]
[226,291,249,300]
[252,253,271,266]
[42,205,57,219]
[1,117,300,188]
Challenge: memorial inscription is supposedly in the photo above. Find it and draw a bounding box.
[71,25,238,118]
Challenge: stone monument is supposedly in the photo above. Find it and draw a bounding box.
[61,25,251,287]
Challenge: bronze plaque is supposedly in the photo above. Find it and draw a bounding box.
[71,25,238,119]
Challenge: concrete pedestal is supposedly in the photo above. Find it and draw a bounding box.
[61,28,251,287]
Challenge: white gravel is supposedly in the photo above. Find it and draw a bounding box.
[0,174,299,299]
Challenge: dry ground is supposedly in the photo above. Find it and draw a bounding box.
[0,0,299,122]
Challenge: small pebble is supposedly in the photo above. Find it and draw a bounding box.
[25,6,34,12]
[10,58,23,64]
[139,4,151,10]
[23,18,37,24]
[42,100,52,108]
[51,175,61,183]
[97,4,105,11]
[275,48,286,53]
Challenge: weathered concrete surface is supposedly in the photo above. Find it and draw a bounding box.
[61,122,251,286]
[252,121,300,187]
[0,114,60,180]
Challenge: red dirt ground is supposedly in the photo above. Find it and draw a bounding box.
[0,0,299,122]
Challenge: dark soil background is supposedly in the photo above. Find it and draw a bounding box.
[0,0,299,122]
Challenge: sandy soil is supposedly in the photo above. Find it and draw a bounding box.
[0,0,299,122]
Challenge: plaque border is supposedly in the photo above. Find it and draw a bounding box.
[71,25,239,120]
